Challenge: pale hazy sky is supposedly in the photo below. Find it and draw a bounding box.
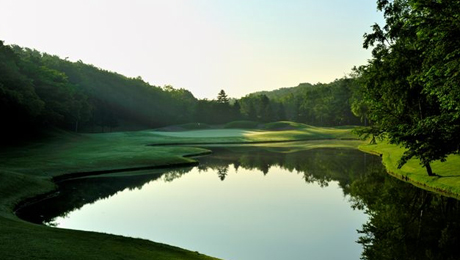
[0,0,382,99]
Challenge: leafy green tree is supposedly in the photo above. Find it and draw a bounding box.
[350,82,369,126]
[355,0,460,176]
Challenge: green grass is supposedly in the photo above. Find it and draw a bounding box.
[0,122,356,178]
[0,123,359,260]
[223,120,259,129]
[155,123,212,131]
[0,170,55,219]
[151,122,357,145]
[262,121,306,130]
[198,139,365,154]
[1,216,219,260]
[0,131,210,177]
[359,141,460,199]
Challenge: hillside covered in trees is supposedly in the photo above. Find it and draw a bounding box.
[0,40,362,141]
[0,41,199,137]
[240,79,361,126]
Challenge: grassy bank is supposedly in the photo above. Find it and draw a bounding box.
[0,122,356,260]
[359,141,460,199]
[0,131,218,260]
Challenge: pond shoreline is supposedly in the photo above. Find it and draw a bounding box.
[359,144,460,200]
[14,147,383,259]
[1,147,220,260]
[15,139,459,228]
[14,160,203,217]
[52,158,203,183]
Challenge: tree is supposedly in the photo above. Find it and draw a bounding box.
[355,0,460,176]
[217,89,229,104]
[258,94,272,122]
[69,92,92,132]
[231,100,242,121]
[246,102,257,121]
[275,102,286,121]
[215,90,232,123]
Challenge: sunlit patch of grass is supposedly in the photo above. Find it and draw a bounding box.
[153,129,253,138]
[150,124,358,144]
[2,126,358,178]
[199,140,365,153]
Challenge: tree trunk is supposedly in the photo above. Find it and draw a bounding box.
[425,162,435,176]
[370,135,376,145]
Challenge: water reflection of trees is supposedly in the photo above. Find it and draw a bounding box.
[18,147,371,224]
[198,147,373,192]
[162,168,194,182]
[350,160,460,260]
[17,146,460,260]
[16,169,188,224]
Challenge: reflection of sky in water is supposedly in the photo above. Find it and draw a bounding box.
[53,166,367,260]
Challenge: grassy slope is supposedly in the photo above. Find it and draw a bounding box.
[0,132,218,260]
[0,122,354,260]
[359,141,460,199]
[151,122,356,144]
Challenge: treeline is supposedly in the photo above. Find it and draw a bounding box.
[244,80,363,126]
[0,40,362,140]
[0,41,198,137]
[173,78,361,126]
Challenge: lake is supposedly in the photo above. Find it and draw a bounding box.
[17,146,460,260]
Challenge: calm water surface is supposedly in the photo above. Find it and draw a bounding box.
[17,147,460,260]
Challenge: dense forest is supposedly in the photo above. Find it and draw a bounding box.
[0,41,200,136]
[0,40,362,141]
